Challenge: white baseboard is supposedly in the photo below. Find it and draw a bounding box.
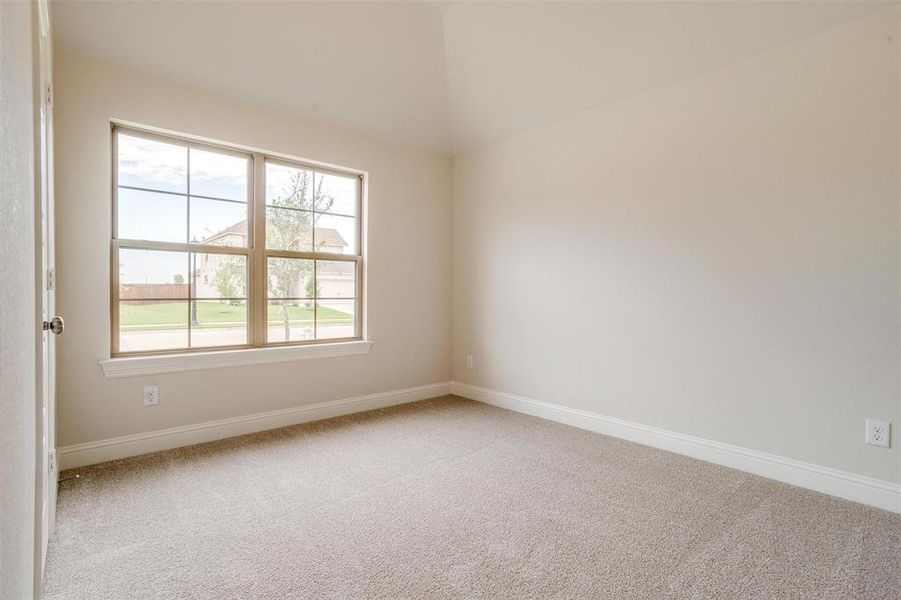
[58,382,451,470]
[59,379,900,514]
[451,381,901,514]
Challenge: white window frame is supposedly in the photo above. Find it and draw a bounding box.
[109,123,365,362]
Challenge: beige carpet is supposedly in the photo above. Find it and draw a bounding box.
[44,396,900,599]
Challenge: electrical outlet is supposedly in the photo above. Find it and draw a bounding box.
[466,354,474,369]
[143,385,159,406]
[865,419,890,448]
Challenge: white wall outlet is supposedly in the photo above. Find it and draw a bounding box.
[865,419,890,448]
[466,354,474,369]
[143,384,159,406]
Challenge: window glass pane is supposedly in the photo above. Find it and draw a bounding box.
[190,300,248,348]
[316,299,355,340]
[267,257,313,299]
[189,197,248,246]
[192,253,247,299]
[119,300,188,352]
[267,300,315,343]
[119,249,188,299]
[266,162,313,210]
[117,188,186,243]
[316,260,355,298]
[266,207,314,251]
[189,147,248,201]
[315,172,357,216]
[314,213,356,255]
[117,133,186,194]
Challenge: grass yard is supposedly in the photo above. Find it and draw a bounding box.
[121,300,352,330]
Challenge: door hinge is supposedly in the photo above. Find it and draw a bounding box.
[45,83,52,106]
[47,267,55,291]
[48,450,56,474]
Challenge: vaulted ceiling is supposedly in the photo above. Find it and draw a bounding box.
[53,1,895,154]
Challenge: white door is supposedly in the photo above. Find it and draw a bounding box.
[36,0,58,577]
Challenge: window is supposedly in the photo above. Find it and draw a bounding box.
[111,125,363,355]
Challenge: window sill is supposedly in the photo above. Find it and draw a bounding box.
[100,340,373,379]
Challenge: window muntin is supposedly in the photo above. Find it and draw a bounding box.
[111,126,363,356]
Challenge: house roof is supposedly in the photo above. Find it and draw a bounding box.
[199,220,347,248]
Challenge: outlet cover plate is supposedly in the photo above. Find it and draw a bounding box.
[143,384,159,406]
[865,419,890,448]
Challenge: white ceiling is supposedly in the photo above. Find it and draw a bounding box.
[53,1,451,150]
[53,1,895,155]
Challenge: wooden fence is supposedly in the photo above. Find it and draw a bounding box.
[120,283,189,302]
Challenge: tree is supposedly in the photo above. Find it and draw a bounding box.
[212,256,244,305]
[267,170,334,339]
[303,273,318,307]
[173,273,185,285]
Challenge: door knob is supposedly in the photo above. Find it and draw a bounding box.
[43,316,64,335]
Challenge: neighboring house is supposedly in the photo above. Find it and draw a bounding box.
[193,220,354,302]
[196,220,250,249]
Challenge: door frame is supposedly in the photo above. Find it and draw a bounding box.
[32,0,56,592]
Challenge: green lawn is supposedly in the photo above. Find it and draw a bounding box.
[121,300,351,330]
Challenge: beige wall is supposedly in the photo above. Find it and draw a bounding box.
[452,10,901,483]
[54,51,451,447]
[0,2,37,598]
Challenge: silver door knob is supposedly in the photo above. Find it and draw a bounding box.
[43,316,64,335]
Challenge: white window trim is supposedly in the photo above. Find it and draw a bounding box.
[100,339,373,378]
